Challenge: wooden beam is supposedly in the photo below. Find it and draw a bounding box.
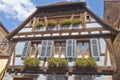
[7,66,114,75]
[70,14,74,22]
[12,33,113,42]
[44,16,48,26]
[16,28,105,35]
[105,39,117,71]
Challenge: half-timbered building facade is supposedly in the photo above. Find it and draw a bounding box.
[5,2,118,80]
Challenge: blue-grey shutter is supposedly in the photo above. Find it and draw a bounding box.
[66,39,76,58]
[22,41,30,58]
[90,39,100,58]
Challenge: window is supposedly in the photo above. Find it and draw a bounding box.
[86,16,91,22]
[36,27,45,31]
[77,42,90,58]
[22,41,31,58]
[66,39,76,58]
[90,39,100,58]
[54,42,66,58]
[39,40,53,58]
[72,24,80,29]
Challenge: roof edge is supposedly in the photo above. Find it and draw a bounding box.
[36,2,86,9]
[0,22,9,34]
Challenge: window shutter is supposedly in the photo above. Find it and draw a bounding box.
[40,40,53,58]
[22,41,30,58]
[46,40,53,57]
[40,40,47,58]
[66,39,76,58]
[90,39,100,58]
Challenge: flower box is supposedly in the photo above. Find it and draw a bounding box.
[23,57,40,67]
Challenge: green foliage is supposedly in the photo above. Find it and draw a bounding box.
[57,58,68,65]
[75,58,96,67]
[48,20,57,27]
[86,57,96,67]
[48,58,57,66]
[35,21,45,28]
[24,57,40,67]
[48,58,68,67]
[59,19,71,26]
[72,18,82,25]
[75,58,86,67]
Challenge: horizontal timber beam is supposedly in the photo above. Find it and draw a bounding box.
[12,33,113,42]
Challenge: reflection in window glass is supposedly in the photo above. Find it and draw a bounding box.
[77,42,90,58]
[78,42,82,58]
[84,42,89,58]
[54,42,66,58]
[72,24,80,29]
[100,38,106,54]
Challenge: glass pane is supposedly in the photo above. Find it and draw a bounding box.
[92,40,97,44]
[61,47,66,57]
[84,42,89,58]
[67,46,72,57]
[61,42,66,46]
[54,47,59,57]
[38,47,41,55]
[100,38,106,54]
[78,42,82,57]
[68,40,72,45]
[48,41,52,45]
[55,43,60,46]
[42,40,47,45]
[72,24,80,29]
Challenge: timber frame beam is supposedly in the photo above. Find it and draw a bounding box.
[12,33,114,42]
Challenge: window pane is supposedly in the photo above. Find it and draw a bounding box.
[42,40,47,45]
[67,46,72,57]
[54,47,59,57]
[100,38,106,54]
[92,40,97,44]
[78,42,82,57]
[48,41,52,45]
[84,42,89,58]
[61,47,66,57]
